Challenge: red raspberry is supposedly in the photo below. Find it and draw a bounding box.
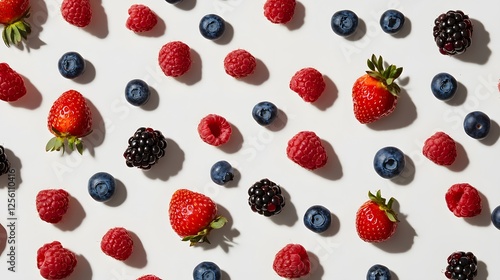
[158,41,192,77]
[101,227,134,260]
[289,67,326,102]
[223,49,256,78]
[286,131,328,170]
[126,4,157,32]
[422,131,457,165]
[273,243,310,279]
[37,241,77,280]
[445,183,482,217]
[36,189,70,223]
[0,63,26,102]
[61,0,92,27]
[137,275,162,280]
[264,0,296,24]
[197,114,232,146]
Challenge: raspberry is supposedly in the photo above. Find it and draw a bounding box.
[264,0,296,24]
[158,41,192,77]
[223,49,256,78]
[0,62,27,102]
[273,243,310,279]
[422,131,457,165]
[137,275,162,280]
[197,114,232,146]
[61,0,92,27]
[37,241,77,280]
[101,227,134,260]
[36,189,70,223]
[126,4,158,32]
[445,183,482,218]
[286,131,328,170]
[289,67,326,102]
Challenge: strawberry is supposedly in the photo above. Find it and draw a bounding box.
[0,62,26,101]
[46,90,92,154]
[355,190,399,242]
[60,0,92,27]
[0,0,30,46]
[168,188,227,246]
[352,54,403,124]
[286,131,328,170]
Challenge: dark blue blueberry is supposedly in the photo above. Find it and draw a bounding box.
[331,10,358,37]
[380,10,405,34]
[210,160,234,185]
[491,205,500,229]
[125,79,150,106]
[88,172,116,202]
[58,51,85,79]
[373,146,405,179]
[303,205,332,233]
[463,111,491,139]
[165,0,182,3]
[367,264,392,280]
[431,72,458,100]
[199,14,225,40]
[193,261,221,280]
[252,101,278,126]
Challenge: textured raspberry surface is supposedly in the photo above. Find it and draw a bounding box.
[0,63,26,102]
[273,243,311,278]
[422,131,457,165]
[101,227,134,260]
[445,183,482,217]
[36,189,70,223]
[126,4,157,32]
[158,41,192,77]
[223,49,256,78]
[37,241,77,280]
[286,131,328,170]
[290,67,326,102]
[197,114,232,146]
[61,0,92,27]
[137,275,162,280]
[264,0,296,24]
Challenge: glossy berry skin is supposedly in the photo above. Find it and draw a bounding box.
[123,127,167,169]
[0,62,26,102]
[88,172,116,202]
[303,205,332,233]
[373,146,405,179]
[0,0,31,46]
[380,10,405,34]
[210,160,234,185]
[287,131,328,170]
[252,101,278,126]
[37,241,77,280]
[367,264,392,280]
[463,111,490,139]
[248,178,286,217]
[491,205,500,230]
[125,79,150,106]
[356,190,398,243]
[431,72,457,100]
[331,10,358,37]
[193,261,221,280]
[273,244,311,279]
[58,52,85,79]
[445,251,478,279]
[445,183,482,218]
[165,0,182,3]
[433,10,473,55]
[199,14,225,40]
[0,145,10,176]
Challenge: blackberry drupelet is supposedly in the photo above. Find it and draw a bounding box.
[248,178,285,217]
[123,127,167,170]
[0,145,10,176]
[433,10,473,55]
[445,251,478,280]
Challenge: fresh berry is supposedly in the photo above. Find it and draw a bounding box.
[380,9,405,34]
[210,160,234,185]
[123,127,168,169]
[0,145,10,176]
[37,241,77,280]
[445,183,482,218]
[289,67,326,102]
[263,0,295,24]
[197,114,232,146]
[433,10,473,55]
[165,0,182,3]
[223,49,256,78]
[101,227,134,260]
[137,275,161,280]
[88,172,116,202]
[286,131,328,170]
[0,62,27,102]
[373,146,406,179]
[58,51,85,79]
[199,14,225,40]
[272,243,311,279]
[126,4,157,33]
[367,264,392,280]
[36,189,70,223]
[303,205,332,233]
[355,190,399,242]
[125,79,150,106]
[193,261,221,280]
[331,10,358,37]
[431,72,458,100]
[248,178,285,217]
[0,0,30,46]
[445,251,478,279]
[352,54,403,124]
[252,101,278,126]
[158,41,191,77]
[463,111,490,139]
[60,0,92,27]
[422,131,457,166]
[491,205,500,229]
[46,90,93,154]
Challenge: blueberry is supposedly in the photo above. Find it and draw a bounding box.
[331,10,358,37]
[373,146,405,179]
[58,51,85,79]
[303,205,332,233]
[210,160,234,185]
[88,172,116,202]
[380,9,405,34]
[463,111,491,139]
[252,101,278,126]
[491,205,500,229]
[125,79,150,106]
[367,264,391,280]
[431,72,458,100]
[193,261,221,280]
[165,0,182,3]
[199,14,225,40]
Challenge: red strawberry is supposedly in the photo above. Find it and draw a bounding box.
[0,0,30,46]
[223,49,256,78]
[263,0,296,24]
[36,189,70,223]
[352,54,403,124]
[422,131,457,165]
[60,0,92,27]
[197,114,232,146]
[355,190,399,242]
[158,41,191,77]
[126,4,157,33]
[445,183,482,218]
[272,243,310,279]
[289,67,326,102]
[286,131,328,170]
[46,90,93,154]
[0,62,26,101]
[100,227,134,260]
[37,241,77,279]
[168,188,227,246]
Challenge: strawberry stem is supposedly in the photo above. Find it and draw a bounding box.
[182,216,228,246]
[368,190,399,223]
[366,54,403,97]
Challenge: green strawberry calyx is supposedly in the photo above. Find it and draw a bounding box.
[368,190,399,223]
[45,127,92,155]
[2,8,31,47]
[181,215,228,247]
[366,54,403,97]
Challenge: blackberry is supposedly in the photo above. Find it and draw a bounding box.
[123,127,167,170]
[445,251,478,280]
[433,10,473,55]
[0,145,10,176]
[248,178,285,217]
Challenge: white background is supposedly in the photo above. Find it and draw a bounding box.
[1,0,500,279]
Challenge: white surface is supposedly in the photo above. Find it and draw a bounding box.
[1,0,500,279]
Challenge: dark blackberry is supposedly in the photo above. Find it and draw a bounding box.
[123,127,167,170]
[0,145,10,176]
[433,10,473,55]
[445,251,478,280]
[248,178,285,217]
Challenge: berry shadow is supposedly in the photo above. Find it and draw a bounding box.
[270,187,298,227]
[172,0,196,11]
[55,195,86,231]
[285,1,305,31]
[104,178,127,207]
[313,140,343,181]
[367,86,417,131]
[447,141,469,172]
[9,74,43,109]
[374,201,416,253]
[455,19,491,65]
[465,190,491,227]
[0,223,6,256]
[313,75,338,111]
[214,21,234,45]
[316,211,340,237]
[84,99,106,157]
[124,230,147,268]
[144,138,184,181]
[265,108,287,132]
[344,18,366,41]
[2,148,22,188]
[219,123,243,154]
[202,204,240,253]
[390,154,415,186]
[237,59,270,86]
[476,260,488,280]
[444,81,467,106]
[72,60,96,85]
[140,85,160,111]
[16,0,48,50]
[479,119,500,146]
[67,254,92,280]
[305,251,324,280]
[224,167,241,188]
[84,0,109,39]
[175,48,202,85]
[391,16,411,39]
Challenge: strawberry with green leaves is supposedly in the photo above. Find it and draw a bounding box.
[355,190,399,242]
[0,0,30,47]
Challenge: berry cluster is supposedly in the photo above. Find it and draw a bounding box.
[248,178,286,217]
[123,127,168,169]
